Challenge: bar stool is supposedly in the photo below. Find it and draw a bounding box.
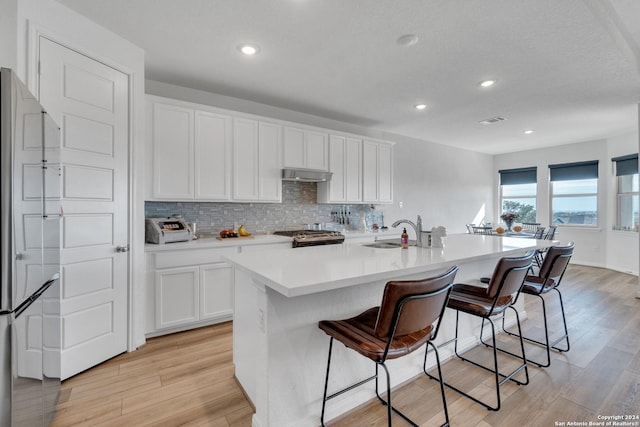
[318,266,458,426]
[429,251,534,411]
[502,242,574,367]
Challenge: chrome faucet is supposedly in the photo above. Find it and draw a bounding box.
[392,215,423,247]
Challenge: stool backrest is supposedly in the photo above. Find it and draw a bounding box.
[487,251,535,300]
[375,266,458,339]
[544,225,558,240]
[538,242,574,286]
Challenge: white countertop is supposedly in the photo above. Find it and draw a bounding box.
[144,229,393,252]
[144,233,292,252]
[224,233,554,297]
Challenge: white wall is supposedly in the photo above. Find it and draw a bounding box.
[0,0,18,70]
[13,0,147,349]
[495,131,639,274]
[146,79,495,238]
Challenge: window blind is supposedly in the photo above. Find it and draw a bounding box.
[611,153,638,176]
[549,160,598,181]
[498,167,537,185]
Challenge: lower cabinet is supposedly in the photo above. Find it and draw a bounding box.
[145,242,290,337]
[154,263,233,331]
[145,247,236,337]
[200,263,233,321]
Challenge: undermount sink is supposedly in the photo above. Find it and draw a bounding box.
[362,239,416,249]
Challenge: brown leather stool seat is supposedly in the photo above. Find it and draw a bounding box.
[318,307,434,361]
[318,266,458,427]
[502,242,574,367]
[427,251,534,412]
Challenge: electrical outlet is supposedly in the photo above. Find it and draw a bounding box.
[399,201,403,208]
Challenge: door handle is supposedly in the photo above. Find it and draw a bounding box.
[116,245,129,253]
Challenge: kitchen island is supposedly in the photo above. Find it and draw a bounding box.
[224,233,554,427]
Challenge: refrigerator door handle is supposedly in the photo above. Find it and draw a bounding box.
[13,273,59,318]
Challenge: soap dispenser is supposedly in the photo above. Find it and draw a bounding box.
[400,227,409,249]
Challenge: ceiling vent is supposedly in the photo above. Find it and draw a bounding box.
[478,116,506,125]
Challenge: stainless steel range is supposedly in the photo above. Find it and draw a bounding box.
[273,230,345,248]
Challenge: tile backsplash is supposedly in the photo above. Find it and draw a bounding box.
[145,181,384,233]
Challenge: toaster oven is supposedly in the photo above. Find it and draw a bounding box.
[145,217,193,244]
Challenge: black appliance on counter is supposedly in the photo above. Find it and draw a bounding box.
[272,230,345,248]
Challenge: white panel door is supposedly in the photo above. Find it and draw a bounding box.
[38,37,129,379]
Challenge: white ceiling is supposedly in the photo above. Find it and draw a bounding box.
[57,0,640,154]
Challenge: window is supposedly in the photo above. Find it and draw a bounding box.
[549,161,598,226]
[499,167,537,223]
[612,154,639,231]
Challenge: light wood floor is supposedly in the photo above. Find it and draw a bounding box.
[51,265,640,427]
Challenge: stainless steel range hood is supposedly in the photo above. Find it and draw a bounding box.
[282,168,332,182]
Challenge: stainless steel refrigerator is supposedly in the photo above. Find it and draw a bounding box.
[1,68,61,426]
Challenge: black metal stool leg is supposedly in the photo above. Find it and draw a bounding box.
[321,337,334,427]
[423,341,450,427]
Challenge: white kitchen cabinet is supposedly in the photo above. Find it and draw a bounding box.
[145,247,236,337]
[150,101,194,199]
[147,95,232,201]
[233,118,282,202]
[200,263,233,321]
[283,126,329,171]
[362,140,394,204]
[155,266,199,329]
[318,135,362,203]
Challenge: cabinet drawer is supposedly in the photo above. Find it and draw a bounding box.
[154,247,238,269]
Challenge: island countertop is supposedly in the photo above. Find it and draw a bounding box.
[223,233,552,297]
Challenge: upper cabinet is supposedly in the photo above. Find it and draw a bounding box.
[319,136,393,204]
[147,96,232,201]
[318,135,362,203]
[233,118,282,202]
[362,140,393,204]
[147,95,392,205]
[283,127,329,171]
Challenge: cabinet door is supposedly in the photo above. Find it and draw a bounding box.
[258,122,282,202]
[377,143,393,203]
[155,266,199,329]
[233,118,259,200]
[194,111,232,200]
[345,137,362,202]
[326,135,346,202]
[200,263,233,321]
[305,130,328,171]
[152,102,194,199]
[283,127,305,168]
[362,140,378,202]
[362,140,393,203]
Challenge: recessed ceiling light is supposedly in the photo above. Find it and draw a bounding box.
[479,80,496,88]
[238,44,259,55]
[397,34,419,47]
[414,103,427,110]
[478,116,506,125]
[524,129,534,134]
